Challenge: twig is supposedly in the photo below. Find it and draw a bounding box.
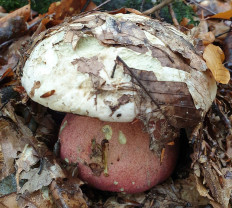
[81,0,92,12]
[116,56,159,108]
[212,101,231,129]
[27,14,53,30]
[143,0,174,15]
[0,39,14,50]
[93,0,111,11]
[189,0,216,15]
[168,4,179,28]
[116,56,172,126]
[111,61,117,78]
[38,157,45,175]
[140,0,146,12]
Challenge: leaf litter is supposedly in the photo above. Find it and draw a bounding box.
[0,0,232,207]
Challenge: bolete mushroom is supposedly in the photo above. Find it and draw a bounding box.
[21,12,217,193]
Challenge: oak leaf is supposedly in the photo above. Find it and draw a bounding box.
[203,44,230,84]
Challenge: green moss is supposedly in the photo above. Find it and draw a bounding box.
[159,0,198,25]
[0,0,57,14]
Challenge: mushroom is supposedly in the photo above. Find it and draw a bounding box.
[21,12,217,193]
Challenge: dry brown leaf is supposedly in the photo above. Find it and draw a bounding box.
[209,9,232,20]
[203,44,230,84]
[191,18,208,40]
[0,193,19,208]
[0,119,26,178]
[48,0,96,20]
[197,0,232,17]
[50,178,88,208]
[0,67,14,80]
[180,17,194,29]
[17,189,54,208]
[195,176,213,200]
[198,31,215,45]
[0,4,30,26]
[208,20,230,40]
[146,175,209,207]
[210,201,224,208]
[124,8,144,15]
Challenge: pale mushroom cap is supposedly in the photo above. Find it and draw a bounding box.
[21,12,217,128]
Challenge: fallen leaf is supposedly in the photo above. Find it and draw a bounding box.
[50,178,88,208]
[207,20,230,41]
[0,174,16,197]
[203,44,230,84]
[209,9,232,20]
[18,160,64,194]
[146,176,209,207]
[17,188,54,208]
[0,4,31,26]
[197,0,232,17]
[0,16,27,45]
[195,176,213,200]
[48,0,96,21]
[0,67,14,81]
[0,119,26,177]
[0,193,18,208]
[223,31,232,70]
[198,31,215,45]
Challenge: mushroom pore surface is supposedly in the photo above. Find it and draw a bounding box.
[60,114,179,193]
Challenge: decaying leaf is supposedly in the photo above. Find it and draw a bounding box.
[191,85,232,208]
[201,163,232,208]
[50,178,88,208]
[17,188,54,208]
[18,157,65,194]
[144,175,209,207]
[203,44,230,84]
[195,175,213,200]
[0,174,17,197]
[0,97,88,206]
[103,193,146,208]
[0,193,18,208]
[0,119,26,177]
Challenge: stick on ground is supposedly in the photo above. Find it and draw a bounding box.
[143,0,174,15]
